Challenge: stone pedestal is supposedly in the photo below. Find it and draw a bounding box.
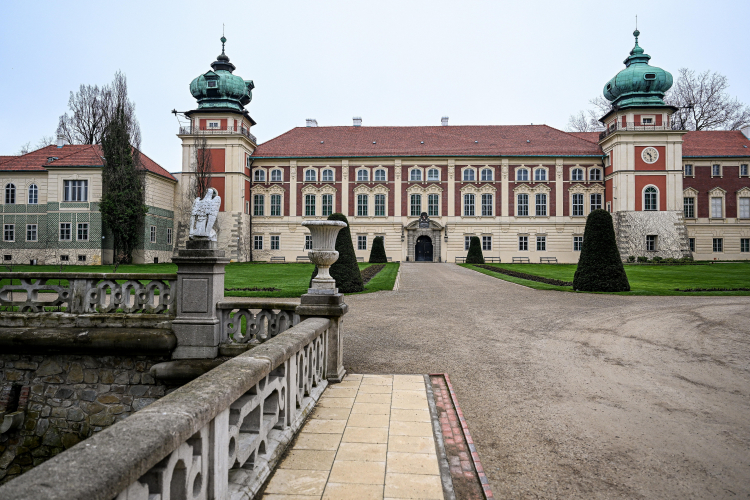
[296,293,348,383]
[170,239,229,359]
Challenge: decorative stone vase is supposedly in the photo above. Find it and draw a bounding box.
[302,220,347,294]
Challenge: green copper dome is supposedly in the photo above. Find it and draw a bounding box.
[603,30,673,109]
[189,37,254,112]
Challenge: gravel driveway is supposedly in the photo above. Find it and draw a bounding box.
[343,263,750,499]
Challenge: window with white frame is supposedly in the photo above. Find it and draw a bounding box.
[357,170,369,182]
[427,168,439,181]
[481,168,493,181]
[712,164,721,177]
[590,193,602,211]
[375,194,386,216]
[689,238,695,252]
[305,194,316,216]
[741,238,749,253]
[254,235,263,250]
[536,236,546,251]
[5,183,16,204]
[254,194,264,216]
[644,187,657,211]
[481,194,493,216]
[79,223,89,241]
[410,169,422,182]
[322,194,333,216]
[254,170,265,182]
[516,168,529,181]
[463,194,475,216]
[572,193,584,216]
[711,197,723,218]
[535,193,547,216]
[357,235,367,250]
[482,236,492,251]
[305,235,312,250]
[739,197,750,219]
[60,223,71,241]
[517,193,529,216]
[271,194,282,216]
[410,194,421,216]
[26,224,37,242]
[518,236,528,251]
[4,224,14,241]
[207,121,219,128]
[534,169,547,181]
[741,164,749,176]
[374,169,386,182]
[149,225,156,243]
[245,201,249,214]
[63,180,88,201]
[573,236,583,251]
[167,228,173,245]
[357,194,368,216]
[246,156,252,168]
[271,169,282,182]
[646,235,657,252]
[571,168,584,181]
[463,169,475,182]
[684,164,693,176]
[28,184,38,204]
[589,168,602,181]
[464,236,471,251]
[684,197,695,218]
[322,169,334,182]
[713,238,723,252]
[305,169,317,182]
[428,194,438,217]
[271,235,279,250]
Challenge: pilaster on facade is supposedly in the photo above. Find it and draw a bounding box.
[289,160,297,217]
[341,160,349,216]
[555,160,564,219]
[501,160,509,217]
[394,159,402,223]
[447,159,455,217]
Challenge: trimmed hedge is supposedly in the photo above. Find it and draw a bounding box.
[475,265,572,286]
[573,209,630,292]
[466,236,485,264]
[309,213,364,293]
[368,236,387,263]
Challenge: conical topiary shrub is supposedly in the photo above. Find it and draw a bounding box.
[465,236,485,264]
[309,213,364,293]
[368,236,387,263]
[573,209,630,292]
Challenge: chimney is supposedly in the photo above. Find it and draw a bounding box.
[306,119,318,127]
[56,135,64,148]
[353,117,362,127]
[742,126,750,140]
[441,116,449,126]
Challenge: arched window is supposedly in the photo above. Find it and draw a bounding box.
[427,168,440,181]
[463,169,475,182]
[357,170,369,182]
[374,169,386,182]
[254,170,265,182]
[4,183,15,204]
[589,168,602,181]
[644,186,658,211]
[534,169,547,181]
[270,169,282,182]
[516,169,529,181]
[322,169,334,182]
[305,169,317,182]
[28,184,38,204]
[410,169,422,182]
[571,168,584,181]
[481,168,493,181]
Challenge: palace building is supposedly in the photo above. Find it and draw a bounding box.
[2,31,749,265]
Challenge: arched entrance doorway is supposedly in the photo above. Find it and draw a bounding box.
[415,235,433,262]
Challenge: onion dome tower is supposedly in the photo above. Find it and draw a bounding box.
[189,36,255,112]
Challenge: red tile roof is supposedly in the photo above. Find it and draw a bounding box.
[0,144,176,180]
[252,125,605,158]
[0,156,16,165]
[682,130,750,157]
[567,132,601,144]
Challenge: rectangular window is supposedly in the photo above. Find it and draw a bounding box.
[517,193,528,216]
[646,235,657,252]
[305,235,312,250]
[3,224,14,242]
[689,238,695,253]
[535,193,547,216]
[245,201,249,214]
[375,194,386,216]
[464,236,471,251]
[518,236,528,251]
[713,238,723,252]
[305,194,316,216]
[741,238,750,253]
[481,194,493,216]
[26,224,37,242]
[428,194,438,217]
[63,180,88,202]
[684,164,693,176]
[271,194,282,216]
[463,194,475,216]
[79,223,89,241]
[322,194,333,216]
[78,255,86,262]
[590,193,602,211]
[739,197,750,219]
[573,236,583,251]
[711,197,722,218]
[253,235,263,250]
[741,164,748,176]
[357,235,367,250]
[712,164,721,176]
[167,228,173,245]
[482,236,492,251]
[572,193,584,216]
[254,194,265,216]
[684,197,695,218]
[537,236,546,251]
[642,118,653,124]
[410,194,421,216]
[357,194,368,216]
[270,235,279,250]
[60,223,71,241]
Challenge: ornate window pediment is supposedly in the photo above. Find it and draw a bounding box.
[737,187,750,196]
[407,184,442,195]
[515,183,549,194]
[253,184,286,195]
[683,187,699,197]
[354,183,389,195]
[301,184,336,195]
[461,183,496,194]
[708,186,727,196]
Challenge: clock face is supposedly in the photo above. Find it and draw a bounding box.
[642,147,659,164]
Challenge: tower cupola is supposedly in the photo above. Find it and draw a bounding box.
[189,36,254,112]
[603,30,673,109]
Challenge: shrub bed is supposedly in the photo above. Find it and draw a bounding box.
[675,287,750,292]
[361,264,386,284]
[475,265,573,287]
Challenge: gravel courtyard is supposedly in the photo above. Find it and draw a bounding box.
[343,263,750,499]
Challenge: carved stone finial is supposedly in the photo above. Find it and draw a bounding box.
[189,188,221,242]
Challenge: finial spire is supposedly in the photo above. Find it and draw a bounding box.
[220,35,226,55]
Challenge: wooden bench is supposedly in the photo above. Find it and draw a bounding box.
[485,257,501,263]
[512,257,530,263]
[455,257,466,263]
[540,257,558,264]
[356,257,364,262]
[269,256,286,263]
[296,256,310,262]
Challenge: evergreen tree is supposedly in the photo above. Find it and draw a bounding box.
[573,209,630,292]
[100,105,148,265]
[465,236,485,264]
[368,236,387,263]
[309,213,364,293]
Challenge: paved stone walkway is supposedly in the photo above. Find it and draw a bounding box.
[261,374,446,499]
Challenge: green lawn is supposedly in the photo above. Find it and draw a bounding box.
[1,262,400,298]
[460,262,750,296]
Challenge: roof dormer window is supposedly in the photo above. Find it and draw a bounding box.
[644,73,656,80]
[207,80,217,88]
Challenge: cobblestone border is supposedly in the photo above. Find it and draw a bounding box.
[424,374,456,500]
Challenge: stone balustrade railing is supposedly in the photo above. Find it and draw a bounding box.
[218,300,300,345]
[0,317,331,500]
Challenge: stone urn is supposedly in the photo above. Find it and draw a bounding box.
[302,220,347,294]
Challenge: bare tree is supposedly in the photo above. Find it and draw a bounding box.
[566,97,610,132]
[193,133,212,200]
[666,68,750,131]
[17,142,32,155]
[16,136,55,155]
[566,111,598,132]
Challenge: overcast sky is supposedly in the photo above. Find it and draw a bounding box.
[1,0,748,171]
